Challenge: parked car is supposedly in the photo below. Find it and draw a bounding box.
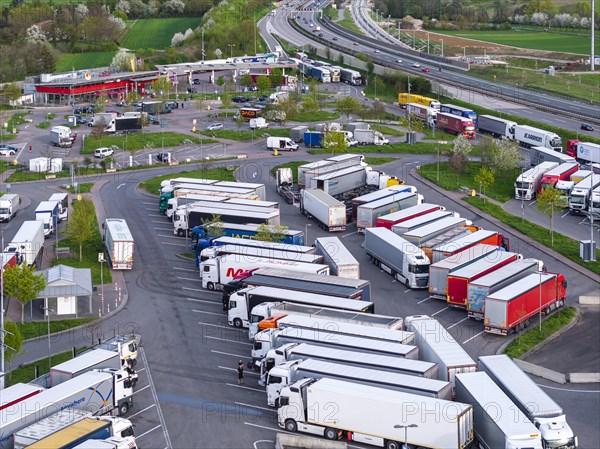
[74,116,87,124]
[207,122,223,131]
[147,114,160,125]
[156,151,172,162]
[233,96,248,103]
[0,144,18,156]
[192,79,202,85]
[187,87,198,93]
[94,147,114,158]
[581,123,594,131]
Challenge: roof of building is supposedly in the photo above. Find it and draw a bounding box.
[36,265,93,297]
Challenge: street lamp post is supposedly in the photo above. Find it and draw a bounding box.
[394,424,418,449]
[305,223,312,246]
[98,253,105,314]
[228,44,236,59]
[539,272,543,331]
[520,166,525,223]
[44,306,55,372]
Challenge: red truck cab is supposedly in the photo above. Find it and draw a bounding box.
[538,162,580,193]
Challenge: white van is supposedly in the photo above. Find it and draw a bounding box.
[249,118,269,130]
[94,147,114,158]
[267,137,298,151]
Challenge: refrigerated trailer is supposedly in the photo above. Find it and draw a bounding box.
[515,161,559,200]
[516,125,562,151]
[277,378,474,449]
[478,355,577,449]
[298,155,364,187]
[313,166,367,196]
[539,162,580,191]
[401,216,469,247]
[356,192,422,232]
[467,259,540,320]
[314,236,359,278]
[103,219,134,270]
[199,244,323,264]
[0,384,44,412]
[530,145,575,166]
[48,349,123,387]
[375,203,444,229]
[300,189,346,232]
[192,223,304,249]
[477,114,517,139]
[430,229,510,263]
[391,210,456,235]
[4,220,44,266]
[351,185,416,221]
[364,227,430,289]
[568,173,600,214]
[174,205,280,236]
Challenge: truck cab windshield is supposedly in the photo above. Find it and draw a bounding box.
[569,195,585,204]
[409,264,430,274]
[0,208,8,214]
[250,314,264,323]
[515,181,531,190]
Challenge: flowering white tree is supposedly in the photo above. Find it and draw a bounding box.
[109,15,127,30]
[531,12,548,26]
[74,3,89,21]
[115,0,130,15]
[111,50,133,71]
[171,32,185,45]
[25,25,47,44]
[161,0,185,14]
[552,13,571,28]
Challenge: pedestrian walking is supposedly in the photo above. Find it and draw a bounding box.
[237,360,244,384]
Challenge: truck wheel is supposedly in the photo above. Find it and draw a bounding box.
[233,318,243,328]
[177,229,185,237]
[118,402,129,416]
[324,428,338,440]
[207,282,215,291]
[285,419,298,433]
[385,441,401,449]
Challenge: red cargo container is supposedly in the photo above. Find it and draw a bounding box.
[484,272,567,335]
[375,203,443,230]
[430,230,510,263]
[2,252,16,271]
[436,112,476,139]
[538,162,579,192]
[446,251,521,308]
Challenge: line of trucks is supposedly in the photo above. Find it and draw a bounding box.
[0,334,141,449]
[291,57,361,85]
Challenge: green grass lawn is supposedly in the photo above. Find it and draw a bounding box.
[288,111,340,122]
[6,166,104,183]
[337,9,363,34]
[123,18,201,50]
[36,121,51,129]
[17,318,96,341]
[269,161,310,184]
[207,128,291,141]
[5,347,88,386]
[308,142,454,155]
[82,132,214,154]
[420,161,520,203]
[436,29,599,55]
[364,157,397,166]
[55,52,116,72]
[64,182,94,194]
[504,307,577,359]
[371,125,406,137]
[139,167,236,194]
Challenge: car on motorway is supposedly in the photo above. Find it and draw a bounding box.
[332,37,338,41]
[318,33,323,37]
[581,123,594,131]
[374,49,380,53]
[354,41,359,46]
[0,144,18,156]
[207,122,223,131]
[422,67,430,72]
[396,59,403,63]
[412,62,421,68]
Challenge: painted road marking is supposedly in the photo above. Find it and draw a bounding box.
[561,211,570,218]
[447,317,468,329]
[173,267,196,272]
[192,309,223,316]
[140,348,172,449]
[235,402,272,412]
[243,423,362,449]
[186,298,220,306]
[431,307,449,316]
[417,297,430,304]
[226,383,264,393]
[206,335,252,346]
[463,331,484,344]
[129,404,157,419]
[211,350,251,359]
[132,385,151,395]
[221,366,259,376]
[177,276,202,282]
[136,425,163,440]
[198,321,245,332]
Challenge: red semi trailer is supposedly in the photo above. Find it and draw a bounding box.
[484,272,567,335]
[375,203,444,230]
[436,112,476,139]
[538,162,580,192]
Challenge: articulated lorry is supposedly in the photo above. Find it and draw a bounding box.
[35,200,60,237]
[277,378,473,449]
[375,203,443,229]
[314,236,359,278]
[406,103,437,126]
[356,192,422,232]
[0,193,20,222]
[365,227,430,289]
[479,355,577,449]
[391,210,457,236]
[199,244,321,265]
[477,114,517,139]
[567,140,600,165]
[228,286,371,328]
[350,185,415,221]
[0,383,44,412]
[166,194,277,219]
[530,145,575,166]
[297,155,364,186]
[484,272,567,335]
[398,93,441,109]
[435,112,475,138]
[515,125,562,151]
[266,358,451,407]
[404,315,477,390]
[174,205,280,236]
[312,166,367,196]
[430,229,510,263]
[192,223,304,250]
[401,216,470,247]
[514,161,559,200]
[568,173,600,214]
[539,162,580,191]
[456,372,543,449]
[4,220,44,266]
[300,189,346,232]
[104,218,134,270]
[73,436,137,449]
[440,103,478,125]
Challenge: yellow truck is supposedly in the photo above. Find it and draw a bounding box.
[398,93,441,109]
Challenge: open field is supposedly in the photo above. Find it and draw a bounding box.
[123,18,201,50]
[55,52,115,72]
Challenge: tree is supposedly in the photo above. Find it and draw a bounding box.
[256,75,271,96]
[474,166,495,200]
[1,83,21,103]
[3,264,47,324]
[449,135,472,173]
[202,214,224,239]
[301,96,319,115]
[90,119,107,141]
[269,68,284,89]
[524,0,556,15]
[255,224,290,243]
[537,187,566,246]
[489,139,522,172]
[335,96,361,123]
[240,73,253,88]
[370,99,387,122]
[63,197,96,261]
[3,319,23,376]
[323,128,349,155]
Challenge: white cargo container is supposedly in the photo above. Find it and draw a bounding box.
[401,216,469,247]
[199,244,323,264]
[529,146,575,166]
[49,349,122,387]
[575,141,600,165]
[314,236,359,278]
[404,315,477,390]
[0,193,20,222]
[569,173,600,214]
[515,125,562,151]
[365,227,430,288]
[104,218,134,270]
[356,192,422,232]
[391,210,456,235]
[455,372,542,449]
[278,378,474,449]
[514,161,559,200]
[4,220,44,266]
[0,383,44,412]
[313,166,367,196]
[300,189,346,232]
[35,200,60,237]
[477,114,517,139]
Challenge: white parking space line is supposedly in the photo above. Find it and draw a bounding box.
[431,307,449,316]
[529,200,537,206]
[174,267,196,272]
[235,401,272,411]
[221,366,259,376]
[136,424,163,440]
[142,202,155,205]
[154,227,173,232]
[182,287,206,292]
[186,298,220,306]
[341,231,357,238]
[177,277,202,282]
[162,242,188,246]
[447,317,468,329]
[140,348,172,449]
[192,309,223,316]
[417,297,430,304]
[150,220,166,223]
[133,385,151,395]
[561,211,571,218]
[207,336,253,346]
[129,404,157,419]
[199,321,245,332]
[211,350,251,359]
[404,289,411,293]
[158,234,181,239]
[226,383,264,393]
[243,423,362,449]
[463,331,484,344]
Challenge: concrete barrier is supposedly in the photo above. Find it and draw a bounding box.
[569,372,600,383]
[579,295,600,305]
[276,433,347,449]
[515,359,566,384]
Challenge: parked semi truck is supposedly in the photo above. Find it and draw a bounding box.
[290,126,308,143]
[391,210,456,236]
[365,227,430,288]
[277,378,473,449]
[0,193,20,222]
[514,161,559,200]
[538,162,580,191]
[530,146,575,166]
[314,236,359,278]
[35,200,60,237]
[515,125,562,151]
[406,103,437,126]
[199,244,321,265]
[0,383,44,412]
[456,372,542,449]
[174,205,280,236]
[73,436,136,449]
[404,315,477,390]
[468,259,541,320]
[398,93,441,109]
[4,220,44,266]
[266,358,452,407]
[435,112,476,138]
[166,194,277,220]
[49,192,69,221]
[0,369,134,449]
[200,254,329,291]
[477,114,517,139]
[104,218,134,270]
[440,103,478,125]
[375,203,443,229]
[484,272,567,335]
[313,166,367,196]
[568,173,600,214]
[297,155,364,186]
[430,229,510,263]
[567,140,600,164]
[350,186,414,221]
[479,355,577,449]
[357,192,422,232]
[401,216,470,247]
[192,223,304,249]
[300,189,346,232]
[44,349,129,388]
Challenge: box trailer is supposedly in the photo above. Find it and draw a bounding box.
[0,384,44,412]
[375,203,443,229]
[391,210,456,236]
[478,355,577,448]
[568,173,600,214]
[529,146,574,166]
[356,192,422,232]
[35,200,60,237]
[435,112,476,138]
[484,272,567,335]
[174,205,280,236]
[48,349,123,387]
[104,218,134,270]
[570,169,592,184]
[572,141,600,165]
[402,216,469,247]
[477,114,517,139]
[313,166,367,196]
[0,193,20,222]
[48,193,69,221]
[446,251,521,308]
[515,161,559,200]
[214,181,266,201]
[4,220,44,266]
[539,162,580,191]
[428,244,499,299]
[266,358,452,406]
[314,237,359,278]
[468,259,540,320]
[406,103,437,126]
[192,223,304,249]
[298,155,364,186]
[13,410,89,449]
[300,189,346,232]
[365,227,430,289]
[430,229,510,263]
[278,378,474,449]
[351,185,416,221]
[404,315,477,390]
[515,124,562,151]
[290,126,308,143]
[199,244,322,265]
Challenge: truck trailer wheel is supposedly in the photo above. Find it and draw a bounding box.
[324,428,338,440]
[284,419,298,433]
[118,402,129,416]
